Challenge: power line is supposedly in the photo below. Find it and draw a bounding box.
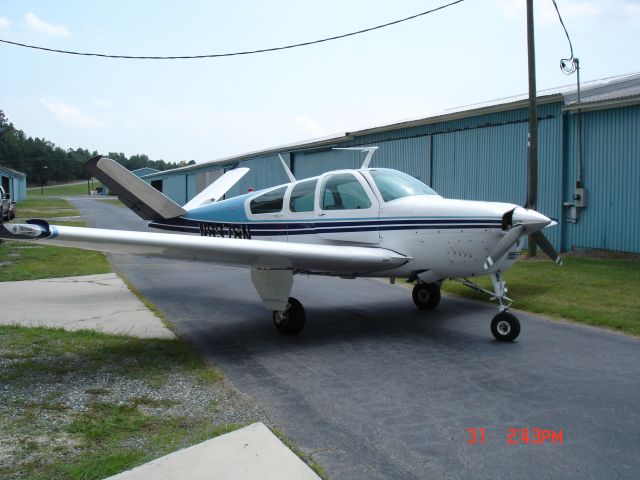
[0,1,464,60]
[551,0,577,74]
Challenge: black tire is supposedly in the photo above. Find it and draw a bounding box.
[273,297,306,335]
[412,283,441,310]
[491,311,521,342]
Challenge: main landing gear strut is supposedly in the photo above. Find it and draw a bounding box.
[454,272,521,342]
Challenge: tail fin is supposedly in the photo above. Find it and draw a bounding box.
[86,156,186,221]
[183,167,249,211]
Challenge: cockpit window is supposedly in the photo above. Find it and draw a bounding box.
[369,169,437,202]
[289,179,317,212]
[250,186,287,214]
[321,173,372,210]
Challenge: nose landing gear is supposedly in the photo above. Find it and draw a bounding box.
[454,271,521,342]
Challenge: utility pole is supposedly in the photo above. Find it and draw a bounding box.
[526,0,538,257]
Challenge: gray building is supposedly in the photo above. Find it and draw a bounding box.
[142,72,640,254]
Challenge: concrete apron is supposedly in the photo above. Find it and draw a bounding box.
[0,273,175,339]
[106,422,320,480]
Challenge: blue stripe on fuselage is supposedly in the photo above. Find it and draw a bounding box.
[149,216,502,237]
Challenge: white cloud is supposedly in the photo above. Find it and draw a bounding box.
[0,17,10,33]
[292,115,326,138]
[41,99,106,128]
[25,12,71,37]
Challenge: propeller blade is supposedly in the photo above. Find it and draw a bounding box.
[484,224,525,270]
[531,231,563,266]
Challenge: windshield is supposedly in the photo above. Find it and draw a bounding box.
[369,169,438,202]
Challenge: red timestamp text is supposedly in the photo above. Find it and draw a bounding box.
[467,427,563,445]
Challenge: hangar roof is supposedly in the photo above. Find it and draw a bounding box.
[143,71,640,178]
[0,164,27,178]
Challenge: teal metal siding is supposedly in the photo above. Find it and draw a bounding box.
[562,104,640,252]
[431,122,527,204]
[186,173,197,203]
[161,174,187,205]
[137,99,639,253]
[12,176,27,201]
[294,149,360,179]
[227,155,290,198]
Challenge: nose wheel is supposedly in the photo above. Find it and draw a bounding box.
[452,272,521,341]
[273,297,306,335]
[491,311,520,342]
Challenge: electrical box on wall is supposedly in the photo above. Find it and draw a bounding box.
[564,181,587,223]
[573,186,586,208]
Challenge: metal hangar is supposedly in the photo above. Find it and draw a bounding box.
[141,72,640,254]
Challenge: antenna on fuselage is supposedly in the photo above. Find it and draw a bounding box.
[332,146,379,169]
[278,154,296,183]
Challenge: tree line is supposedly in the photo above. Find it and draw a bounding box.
[0,110,195,185]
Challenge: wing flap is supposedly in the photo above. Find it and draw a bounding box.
[2,222,409,274]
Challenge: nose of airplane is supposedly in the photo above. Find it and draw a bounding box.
[512,207,552,233]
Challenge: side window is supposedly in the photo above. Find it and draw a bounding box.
[289,179,317,212]
[250,186,287,214]
[321,174,372,210]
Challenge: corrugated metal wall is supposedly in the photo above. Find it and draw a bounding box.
[562,104,640,252]
[142,101,639,253]
[13,176,27,202]
[226,154,291,198]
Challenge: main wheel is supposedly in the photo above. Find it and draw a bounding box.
[412,283,441,310]
[491,311,520,342]
[273,297,306,335]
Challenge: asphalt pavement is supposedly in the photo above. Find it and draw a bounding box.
[69,196,640,480]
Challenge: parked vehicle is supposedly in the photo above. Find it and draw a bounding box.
[0,186,13,221]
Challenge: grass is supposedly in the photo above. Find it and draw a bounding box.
[0,325,243,480]
[271,427,327,479]
[1,193,326,478]
[0,197,111,281]
[27,181,101,197]
[440,253,640,337]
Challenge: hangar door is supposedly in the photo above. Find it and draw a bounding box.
[431,123,527,204]
[195,169,223,195]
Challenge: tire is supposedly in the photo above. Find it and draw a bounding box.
[491,311,521,342]
[412,283,441,310]
[273,297,306,335]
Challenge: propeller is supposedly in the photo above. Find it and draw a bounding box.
[531,230,563,265]
[483,207,562,269]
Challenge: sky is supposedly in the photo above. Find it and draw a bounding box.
[1,0,639,164]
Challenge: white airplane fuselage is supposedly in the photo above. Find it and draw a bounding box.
[150,168,551,282]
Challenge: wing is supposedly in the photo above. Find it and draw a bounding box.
[1,221,409,275]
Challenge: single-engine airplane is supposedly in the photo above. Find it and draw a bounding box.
[0,147,562,341]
